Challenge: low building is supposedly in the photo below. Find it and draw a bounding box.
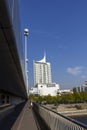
[73,81,87,92]
[30,83,60,96]
[29,87,38,95]
[59,89,72,94]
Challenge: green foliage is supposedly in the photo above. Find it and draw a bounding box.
[29,92,87,104]
[60,93,74,103]
[80,92,87,101]
[73,92,83,103]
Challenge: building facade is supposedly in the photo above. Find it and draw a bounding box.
[36,83,59,96]
[73,81,87,92]
[31,53,60,96]
[33,54,52,85]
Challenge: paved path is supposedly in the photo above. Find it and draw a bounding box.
[0,101,39,130]
[12,101,39,130]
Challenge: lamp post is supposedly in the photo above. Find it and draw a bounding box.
[24,28,29,95]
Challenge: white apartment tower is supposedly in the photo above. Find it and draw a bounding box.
[34,53,52,85]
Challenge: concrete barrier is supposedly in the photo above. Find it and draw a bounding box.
[33,103,87,130]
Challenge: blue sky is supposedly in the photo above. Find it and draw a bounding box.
[19,0,87,89]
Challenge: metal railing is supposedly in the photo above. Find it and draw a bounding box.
[33,103,87,130]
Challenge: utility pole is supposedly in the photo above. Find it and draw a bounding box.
[24,28,29,95]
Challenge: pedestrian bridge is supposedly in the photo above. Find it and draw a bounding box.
[1,101,87,130]
[0,0,87,130]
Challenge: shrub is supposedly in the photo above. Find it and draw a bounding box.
[75,105,82,110]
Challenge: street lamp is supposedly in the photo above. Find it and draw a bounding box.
[24,28,29,95]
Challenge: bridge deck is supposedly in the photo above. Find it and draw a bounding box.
[12,101,39,130]
[0,101,39,130]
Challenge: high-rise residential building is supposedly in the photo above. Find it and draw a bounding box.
[33,53,52,85]
[30,53,60,96]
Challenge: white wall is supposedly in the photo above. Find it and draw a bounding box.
[38,83,60,96]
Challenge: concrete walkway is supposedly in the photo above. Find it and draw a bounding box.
[12,101,39,130]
